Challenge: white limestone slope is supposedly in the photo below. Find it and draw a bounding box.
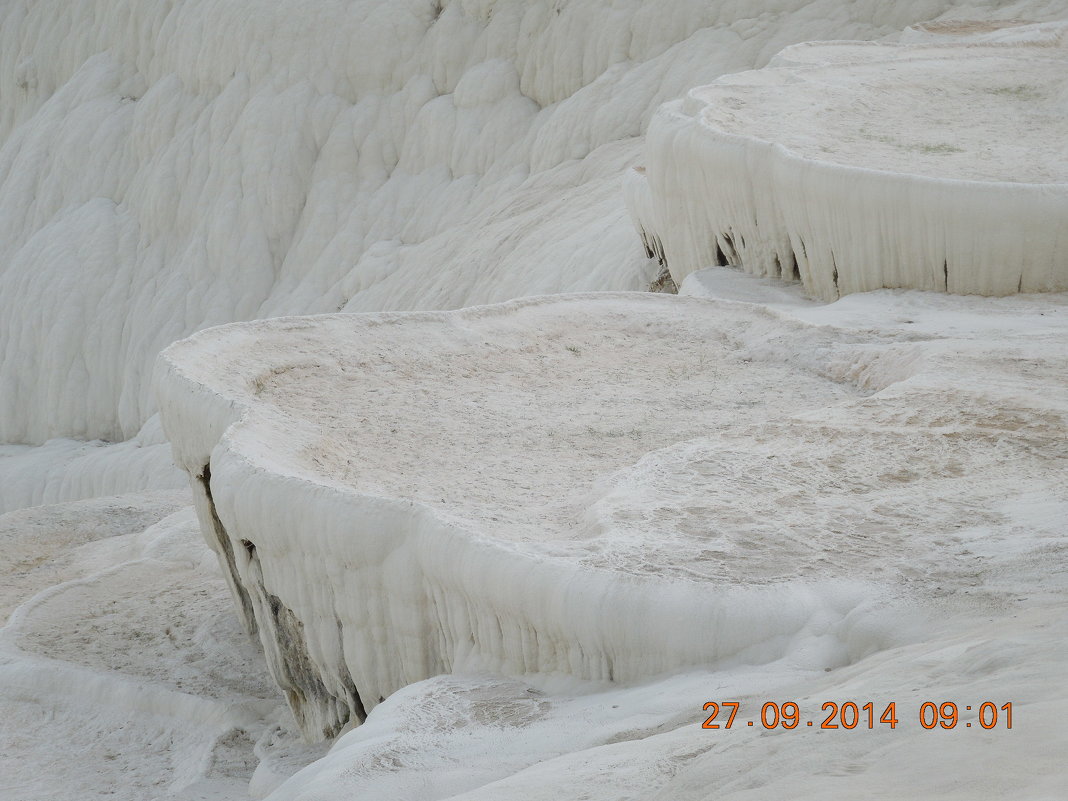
[0,0,1043,446]
[156,287,1068,745]
[629,20,1068,300]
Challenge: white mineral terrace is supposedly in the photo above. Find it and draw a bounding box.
[157,291,1068,741]
[628,23,1068,300]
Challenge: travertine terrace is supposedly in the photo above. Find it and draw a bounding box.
[628,22,1068,299]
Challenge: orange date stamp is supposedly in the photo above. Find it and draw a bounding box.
[701,701,1013,730]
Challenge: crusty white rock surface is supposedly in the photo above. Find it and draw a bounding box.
[157,288,1068,748]
[630,20,1068,299]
